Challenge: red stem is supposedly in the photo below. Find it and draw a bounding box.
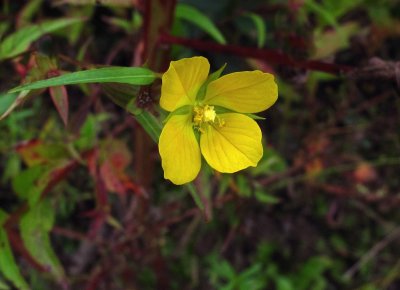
[158,33,353,75]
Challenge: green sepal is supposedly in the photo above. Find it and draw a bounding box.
[162,105,192,124]
[214,106,265,120]
[245,113,265,120]
[196,63,227,101]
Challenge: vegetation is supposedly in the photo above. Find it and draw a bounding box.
[0,0,399,289]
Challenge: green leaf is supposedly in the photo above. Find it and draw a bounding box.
[294,256,331,290]
[19,0,43,26]
[254,190,280,204]
[133,111,162,143]
[12,165,44,201]
[175,4,227,44]
[251,147,287,176]
[186,183,205,212]
[0,92,19,117]
[275,276,294,290]
[0,18,81,61]
[0,277,10,290]
[245,13,266,48]
[0,91,31,121]
[9,67,156,93]
[236,175,251,197]
[74,114,99,150]
[0,210,30,290]
[313,22,359,59]
[20,200,65,283]
[0,22,9,41]
[304,0,339,30]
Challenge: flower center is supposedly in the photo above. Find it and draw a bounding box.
[193,105,224,132]
[193,105,216,125]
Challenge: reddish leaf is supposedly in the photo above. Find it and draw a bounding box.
[86,148,109,208]
[100,161,126,195]
[49,85,69,126]
[98,139,142,196]
[15,139,45,166]
[15,139,68,166]
[13,61,28,78]
[86,149,98,177]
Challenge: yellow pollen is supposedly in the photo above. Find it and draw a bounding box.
[193,105,216,124]
[204,106,216,122]
[193,105,223,132]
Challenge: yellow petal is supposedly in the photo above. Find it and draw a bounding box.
[200,113,263,173]
[204,71,278,113]
[159,114,201,184]
[160,56,210,112]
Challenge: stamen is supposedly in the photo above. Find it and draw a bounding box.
[203,105,216,122]
[193,105,222,132]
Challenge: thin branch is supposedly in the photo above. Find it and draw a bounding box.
[343,226,400,280]
[158,33,353,75]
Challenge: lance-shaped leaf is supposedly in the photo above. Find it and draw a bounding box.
[244,12,266,48]
[9,66,156,93]
[0,18,82,61]
[0,210,30,290]
[175,4,226,44]
[49,85,69,126]
[0,92,19,117]
[20,200,65,283]
[0,91,30,121]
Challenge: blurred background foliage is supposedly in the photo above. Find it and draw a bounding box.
[0,0,400,289]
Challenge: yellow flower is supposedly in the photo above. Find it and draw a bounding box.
[158,56,278,185]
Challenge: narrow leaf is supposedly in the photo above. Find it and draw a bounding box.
[175,4,226,44]
[9,67,156,93]
[305,0,339,30]
[0,18,81,61]
[133,111,162,143]
[0,91,30,121]
[20,200,65,283]
[245,13,266,48]
[0,92,19,116]
[18,0,44,26]
[186,183,205,211]
[49,85,69,126]
[0,22,9,41]
[0,210,30,290]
